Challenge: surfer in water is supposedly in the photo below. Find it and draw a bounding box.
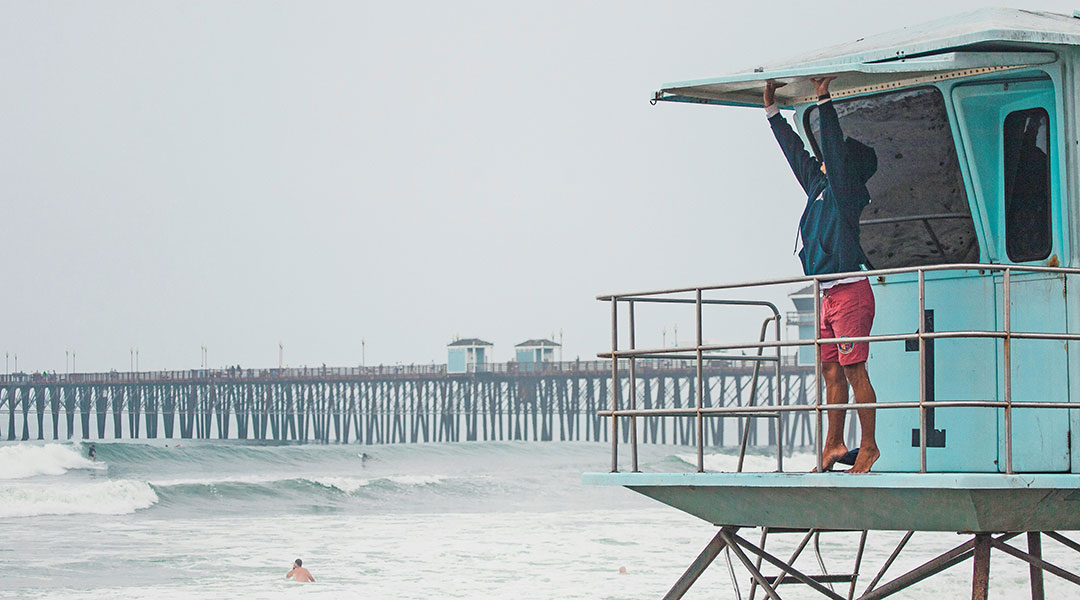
[286,558,315,582]
[87,443,96,462]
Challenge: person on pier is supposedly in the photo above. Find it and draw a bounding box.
[763,76,880,473]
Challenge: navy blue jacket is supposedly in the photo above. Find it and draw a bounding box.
[769,99,876,276]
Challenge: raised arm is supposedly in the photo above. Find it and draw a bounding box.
[765,80,823,194]
[811,77,852,189]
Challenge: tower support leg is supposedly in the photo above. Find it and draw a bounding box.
[662,529,729,600]
[989,535,1080,586]
[1028,532,1044,600]
[861,533,1017,600]
[719,528,784,600]
[724,530,844,600]
[696,529,1079,600]
[971,534,991,600]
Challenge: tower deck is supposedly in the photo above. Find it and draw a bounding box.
[584,472,1080,532]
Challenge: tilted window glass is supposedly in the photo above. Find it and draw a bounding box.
[806,88,979,268]
[1003,107,1052,262]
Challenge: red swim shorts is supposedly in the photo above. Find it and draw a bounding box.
[818,278,875,365]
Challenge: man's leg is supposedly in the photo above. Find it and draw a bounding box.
[818,361,849,471]
[815,290,848,472]
[843,362,879,473]
[826,279,878,473]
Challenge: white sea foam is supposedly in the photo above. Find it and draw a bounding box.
[676,450,817,473]
[148,474,374,492]
[315,474,445,491]
[312,476,372,493]
[298,474,448,493]
[0,444,101,480]
[148,474,446,493]
[0,480,158,518]
[148,474,286,487]
[383,474,446,486]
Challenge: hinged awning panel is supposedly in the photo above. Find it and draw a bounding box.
[657,51,1057,108]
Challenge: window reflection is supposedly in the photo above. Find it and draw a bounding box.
[806,88,978,268]
[1004,108,1052,262]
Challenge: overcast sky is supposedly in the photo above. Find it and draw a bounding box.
[1,0,1073,373]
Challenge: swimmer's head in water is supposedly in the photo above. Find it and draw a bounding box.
[294,558,302,567]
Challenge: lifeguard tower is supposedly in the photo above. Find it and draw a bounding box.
[446,338,493,374]
[788,286,817,367]
[585,8,1080,599]
[515,338,560,372]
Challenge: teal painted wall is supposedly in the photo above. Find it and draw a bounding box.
[516,347,554,371]
[448,348,466,374]
[869,272,999,472]
[951,73,1070,472]
[952,76,1066,265]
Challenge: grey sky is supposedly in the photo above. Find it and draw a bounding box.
[1,1,1071,373]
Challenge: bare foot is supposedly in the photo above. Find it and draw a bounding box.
[811,444,849,472]
[846,445,880,473]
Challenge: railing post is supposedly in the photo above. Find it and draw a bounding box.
[813,278,823,473]
[918,269,927,474]
[1004,268,1013,474]
[610,297,619,473]
[629,300,639,473]
[696,289,704,473]
[736,318,775,473]
[775,312,783,473]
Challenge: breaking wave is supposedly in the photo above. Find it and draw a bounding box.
[0,444,102,480]
[0,473,462,519]
[0,440,735,519]
[0,480,158,518]
[148,473,456,505]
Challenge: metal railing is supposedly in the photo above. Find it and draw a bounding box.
[0,357,801,387]
[0,364,451,384]
[598,262,1080,475]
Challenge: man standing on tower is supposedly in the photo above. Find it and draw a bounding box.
[763,77,880,473]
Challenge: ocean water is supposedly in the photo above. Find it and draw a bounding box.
[0,441,1074,599]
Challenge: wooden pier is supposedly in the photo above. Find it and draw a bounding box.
[0,359,817,447]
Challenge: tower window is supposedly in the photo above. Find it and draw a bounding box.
[1003,107,1052,262]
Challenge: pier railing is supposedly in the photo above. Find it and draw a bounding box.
[0,357,800,386]
[598,262,1080,474]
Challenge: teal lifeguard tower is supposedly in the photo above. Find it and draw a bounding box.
[446,338,493,374]
[788,285,818,367]
[586,8,1080,599]
[515,338,560,372]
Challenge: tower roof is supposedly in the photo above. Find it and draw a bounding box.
[657,8,1075,108]
[447,338,493,347]
[515,338,561,348]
